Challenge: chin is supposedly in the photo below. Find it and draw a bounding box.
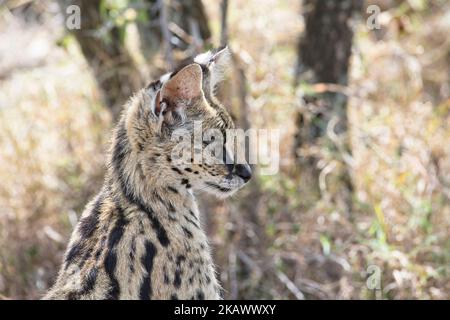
[203,177,246,198]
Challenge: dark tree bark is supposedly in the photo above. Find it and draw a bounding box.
[172,0,211,46]
[65,0,143,120]
[136,0,162,64]
[62,0,211,120]
[137,0,212,66]
[294,0,362,211]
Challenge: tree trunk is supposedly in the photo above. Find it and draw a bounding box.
[294,0,361,212]
[137,0,212,66]
[66,0,143,121]
[62,0,211,119]
[136,0,161,64]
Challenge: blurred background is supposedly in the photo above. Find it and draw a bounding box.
[0,0,449,299]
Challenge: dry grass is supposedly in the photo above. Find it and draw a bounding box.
[0,0,449,299]
[0,12,111,298]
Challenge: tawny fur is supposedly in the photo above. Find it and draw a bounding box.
[44,48,251,300]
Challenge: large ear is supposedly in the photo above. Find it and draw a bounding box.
[194,46,231,90]
[161,63,203,106]
[152,64,203,127]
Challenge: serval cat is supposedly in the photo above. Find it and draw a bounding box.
[44,47,252,300]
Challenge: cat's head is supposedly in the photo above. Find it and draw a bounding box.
[121,47,251,198]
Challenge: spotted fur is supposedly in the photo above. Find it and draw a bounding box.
[44,48,252,300]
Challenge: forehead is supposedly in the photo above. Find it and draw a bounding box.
[202,97,235,130]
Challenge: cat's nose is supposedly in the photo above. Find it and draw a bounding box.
[234,163,252,182]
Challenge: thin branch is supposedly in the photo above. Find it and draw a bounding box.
[168,21,193,45]
[275,270,306,300]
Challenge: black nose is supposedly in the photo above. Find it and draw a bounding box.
[234,164,252,182]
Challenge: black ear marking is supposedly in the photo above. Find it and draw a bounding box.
[198,64,208,73]
[209,45,228,65]
[146,80,162,91]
